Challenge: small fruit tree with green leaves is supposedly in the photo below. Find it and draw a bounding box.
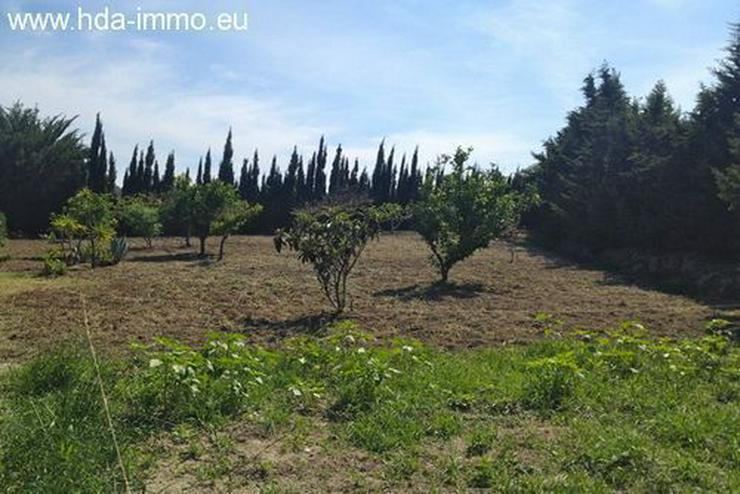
[50,188,117,267]
[118,198,162,248]
[190,181,261,258]
[412,147,538,283]
[274,205,399,314]
[161,176,196,246]
[212,200,262,261]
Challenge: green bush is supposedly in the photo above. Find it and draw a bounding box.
[117,198,161,248]
[275,205,401,314]
[41,248,68,277]
[412,147,538,282]
[49,188,117,267]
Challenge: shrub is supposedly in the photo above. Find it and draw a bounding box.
[50,189,117,267]
[118,198,161,248]
[274,205,399,314]
[109,237,129,265]
[41,248,68,277]
[524,351,582,412]
[412,147,537,282]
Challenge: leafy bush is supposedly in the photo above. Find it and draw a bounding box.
[117,198,161,248]
[49,188,117,267]
[41,248,68,277]
[524,351,582,412]
[275,205,401,314]
[412,147,538,282]
[109,237,129,264]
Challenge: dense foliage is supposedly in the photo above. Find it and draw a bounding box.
[0,103,87,233]
[49,189,118,267]
[1,321,737,492]
[525,24,740,259]
[414,147,537,282]
[117,198,162,248]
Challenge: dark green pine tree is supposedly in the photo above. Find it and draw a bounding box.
[314,137,327,200]
[152,161,161,193]
[386,146,396,203]
[250,150,261,201]
[107,152,116,193]
[161,152,176,192]
[359,168,370,193]
[218,129,235,185]
[143,141,156,193]
[296,156,306,202]
[238,159,250,199]
[306,152,316,200]
[203,149,212,184]
[284,146,300,201]
[349,159,359,190]
[409,146,421,202]
[122,145,138,195]
[87,113,104,191]
[196,158,203,185]
[328,144,343,195]
[98,134,108,193]
[371,139,386,203]
[136,150,145,194]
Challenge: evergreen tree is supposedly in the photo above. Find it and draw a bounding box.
[152,161,161,193]
[87,113,104,192]
[143,141,156,193]
[196,158,203,185]
[238,159,250,199]
[314,137,327,200]
[161,152,176,192]
[203,149,212,184]
[218,129,235,185]
[107,152,116,193]
[329,144,343,195]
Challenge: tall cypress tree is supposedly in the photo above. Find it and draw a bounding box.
[218,129,235,185]
[87,113,103,191]
[107,152,116,193]
[196,158,203,185]
[161,152,176,192]
[98,134,108,192]
[329,144,343,195]
[238,159,250,199]
[314,137,327,200]
[203,149,212,184]
[143,141,156,193]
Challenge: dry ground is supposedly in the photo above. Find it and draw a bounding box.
[0,233,723,361]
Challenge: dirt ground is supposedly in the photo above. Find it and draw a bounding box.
[0,233,726,361]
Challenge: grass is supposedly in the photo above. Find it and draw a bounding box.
[0,320,738,492]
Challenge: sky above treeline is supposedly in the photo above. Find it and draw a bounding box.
[1,0,738,176]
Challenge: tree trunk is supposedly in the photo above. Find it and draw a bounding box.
[218,235,228,261]
[199,236,207,257]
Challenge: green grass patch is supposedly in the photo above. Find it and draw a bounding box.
[0,321,738,492]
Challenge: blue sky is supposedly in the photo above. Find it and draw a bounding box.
[1,0,738,176]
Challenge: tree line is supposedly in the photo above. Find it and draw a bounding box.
[521,23,740,259]
[1,23,738,260]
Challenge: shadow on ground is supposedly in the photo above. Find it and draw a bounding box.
[127,252,202,263]
[239,314,339,338]
[374,281,487,301]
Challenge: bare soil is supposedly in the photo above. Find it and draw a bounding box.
[0,233,723,362]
